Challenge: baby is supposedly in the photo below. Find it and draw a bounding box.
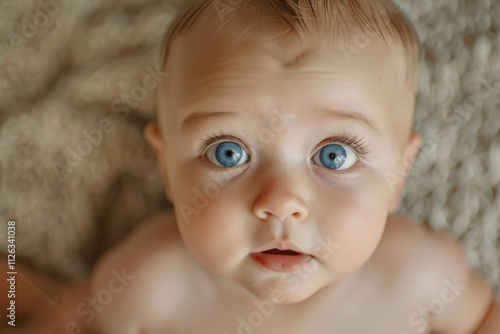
[6,0,499,333]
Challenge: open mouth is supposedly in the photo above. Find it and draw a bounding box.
[262,249,301,255]
[252,248,313,273]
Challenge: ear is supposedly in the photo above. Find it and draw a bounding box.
[144,123,173,202]
[389,132,423,214]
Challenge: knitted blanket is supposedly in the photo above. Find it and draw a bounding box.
[0,0,498,295]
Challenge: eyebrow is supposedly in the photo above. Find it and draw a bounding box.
[315,109,383,138]
[181,109,382,138]
[181,110,236,132]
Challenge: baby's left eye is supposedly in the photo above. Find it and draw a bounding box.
[311,144,358,171]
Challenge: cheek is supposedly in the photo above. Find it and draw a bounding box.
[174,185,252,274]
[169,157,254,267]
[315,170,391,271]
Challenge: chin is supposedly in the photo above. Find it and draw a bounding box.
[251,286,321,306]
[242,274,325,306]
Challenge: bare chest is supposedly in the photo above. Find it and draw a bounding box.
[160,281,433,334]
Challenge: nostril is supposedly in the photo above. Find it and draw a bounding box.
[252,191,308,222]
[256,209,306,222]
[257,210,272,220]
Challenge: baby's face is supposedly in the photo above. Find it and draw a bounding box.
[152,23,421,304]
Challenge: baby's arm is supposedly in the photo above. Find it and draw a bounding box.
[87,211,180,334]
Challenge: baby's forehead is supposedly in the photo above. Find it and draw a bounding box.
[161,4,418,144]
[171,4,410,77]
[171,1,415,68]
[170,12,411,95]
[172,24,408,91]
[167,34,412,136]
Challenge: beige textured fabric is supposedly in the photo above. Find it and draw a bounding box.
[0,0,498,295]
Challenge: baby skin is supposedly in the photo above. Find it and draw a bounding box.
[6,2,500,333]
[84,4,499,332]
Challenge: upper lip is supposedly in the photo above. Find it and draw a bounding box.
[253,241,310,255]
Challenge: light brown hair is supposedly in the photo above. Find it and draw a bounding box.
[159,0,421,74]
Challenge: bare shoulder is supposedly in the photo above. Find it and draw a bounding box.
[370,215,493,333]
[89,211,189,333]
[371,214,470,298]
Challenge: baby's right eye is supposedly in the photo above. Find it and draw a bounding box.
[205,141,250,168]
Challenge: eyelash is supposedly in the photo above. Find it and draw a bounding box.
[196,131,236,156]
[321,133,371,156]
[196,132,372,157]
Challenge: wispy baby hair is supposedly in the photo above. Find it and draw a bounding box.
[159,0,421,73]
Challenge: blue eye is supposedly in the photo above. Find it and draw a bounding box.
[205,141,250,167]
[312,144,358,170]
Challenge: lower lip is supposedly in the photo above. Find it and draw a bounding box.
[251,253,313,273]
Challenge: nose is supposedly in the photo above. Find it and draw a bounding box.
[253,182,309,222]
